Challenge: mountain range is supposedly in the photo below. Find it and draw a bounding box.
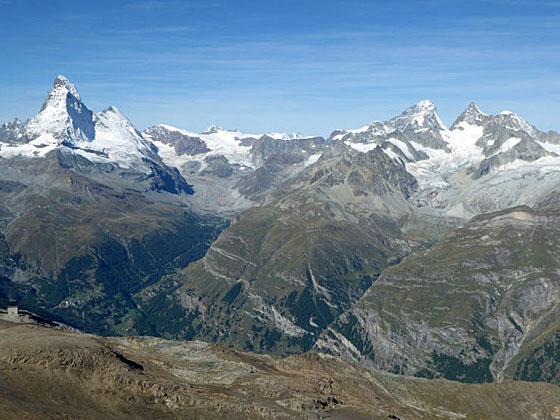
[2,76,560,388]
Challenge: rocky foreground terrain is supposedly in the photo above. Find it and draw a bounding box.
[1,319,560,420]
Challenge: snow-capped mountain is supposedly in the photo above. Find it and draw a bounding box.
[144,124,257,172]
[330,99,558,172]
[26,75,95,144]
[330,100,448,152]
[0,76,190,194]
[0,76,165,171]
[327,100,560,217]
[143,124,324,177]
[2,75,560,216]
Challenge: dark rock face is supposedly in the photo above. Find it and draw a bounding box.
[64,91,95,142]
[251,135,325,167]
[474,138,552,178]
[144,125,210,156]
[143,159,194,194]
[200,155,236,178]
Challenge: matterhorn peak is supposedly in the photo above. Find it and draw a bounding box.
[52,75,80,100]
[25,74,94,143]
[414,99,435,111]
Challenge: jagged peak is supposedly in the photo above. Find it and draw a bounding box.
[25,75,94,142]
[495,110,538,136]
[100,105,126,119]
[397,100,438,118]
[465,101,485,115]
[391,99,445,131]
[96,106,137,131]
[413,99,435,111]
[52,75,80,100]
[496,110,530,124]
[451,101,487,129]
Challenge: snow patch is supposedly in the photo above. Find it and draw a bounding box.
[346,141,377,153]
[0,133,59,159]
[304,152,322,167]
[496,137,521,155]
[385,138,413,160]
[537,141,560,155]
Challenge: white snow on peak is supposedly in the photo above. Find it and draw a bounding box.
[496,111,537,135]
[53,75,80,100]
[88,106,154,168]
[390,99,436,129]
[0,75,155,169]
[451,102,487,128]
[398,100,443,129]
[332,100,444,144]
[157,124,198,137]
[25,75,94,144]
[415,99,435,111]
[146,124,257,170]
[331,124,371,141]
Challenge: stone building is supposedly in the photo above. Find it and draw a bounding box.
[7,302,19,318]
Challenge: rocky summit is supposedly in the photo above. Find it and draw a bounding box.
[1,76,560,418]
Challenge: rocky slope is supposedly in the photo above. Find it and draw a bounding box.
[135,145,429,354]
[316,204,560,384]
[143,124,326,212]
[2,320,560,419]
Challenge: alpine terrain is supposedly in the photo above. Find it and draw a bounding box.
[2,76,560,417]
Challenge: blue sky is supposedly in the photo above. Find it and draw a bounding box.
[1,0,559,135]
